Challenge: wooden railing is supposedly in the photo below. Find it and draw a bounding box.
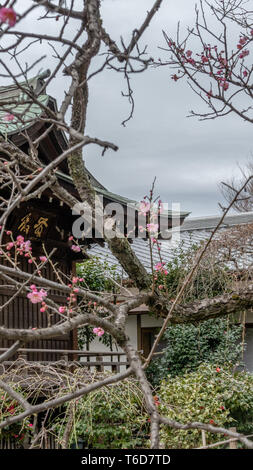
[0,348,129,373]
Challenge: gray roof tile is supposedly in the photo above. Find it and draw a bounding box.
[87,212,253,274]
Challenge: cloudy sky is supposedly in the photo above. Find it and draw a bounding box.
[11,1,253,217]
[84,0,253,217]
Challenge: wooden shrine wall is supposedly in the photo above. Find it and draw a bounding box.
[0,245,75,362]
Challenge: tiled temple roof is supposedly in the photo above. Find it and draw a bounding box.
[87,211,253,274]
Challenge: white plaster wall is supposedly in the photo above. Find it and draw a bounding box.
[80,315,137,372]
[246,311,253,323]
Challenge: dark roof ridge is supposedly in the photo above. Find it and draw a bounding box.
[180,211,253,232]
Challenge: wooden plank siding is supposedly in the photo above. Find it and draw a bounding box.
[0,255,74,361]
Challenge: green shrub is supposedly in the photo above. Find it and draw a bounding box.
[0,389,34,444]
[158,363,253,448]
[147,318,243,386]
[76,256,119,293]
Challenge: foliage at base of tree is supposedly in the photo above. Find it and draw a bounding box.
[53,378,149,449]
[0,388,33,444]
[158,364,253,449]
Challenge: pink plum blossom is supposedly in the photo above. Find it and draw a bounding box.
[201,55,209,63]
[19,240,32,253]
[71,245,81,253]
[239,36,247,46]
[147,223,159,234]
[93,327,105,337]
[4,113,14,121]
[138,200,151,215]
[0,8,17,27]
[155,262,165,271]
[239,49,249,59]
[6,242,14,250]
[154,262,168,276]
[27,286,47,304]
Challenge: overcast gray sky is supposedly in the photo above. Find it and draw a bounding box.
[18,1,253,217]
[83,0,253,217]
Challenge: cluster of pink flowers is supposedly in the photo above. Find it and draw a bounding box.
[72,276,84,284]
[154,262,168,275]
[0,7,17,27]
[16,235,32,254]
[71,245,81,252]
[40,301,48,313]
[93,327,105,337]
[218,77,229,91]
[236,34,252,56]
[27,285,47,304]
[239,49,249,59]
[67,292,77,303]
[237,36,248,48]
[137,197,164,240]
[58,276,84,315]
[201,55,209,64]
[1,233,34,261]
[4,113,15,122]
[58,306,66,314]
[138,200,151,215]
[69,236,81,253]
[147,223,159,235]
[0,232,50,267]
[169,32,253,96]
[5,235,32,253]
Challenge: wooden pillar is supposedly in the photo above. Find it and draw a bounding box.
[229,428,237,449]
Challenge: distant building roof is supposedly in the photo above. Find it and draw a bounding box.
[181,211,253,232]
[0,70,51,136]
[87,211,253,274]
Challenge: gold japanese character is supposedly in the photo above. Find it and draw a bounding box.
[34,217,48,238]
[18,213,32,235]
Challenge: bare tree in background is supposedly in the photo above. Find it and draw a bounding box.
[0,0,253,449]
[160,0,253,212]
[220,160,253,211]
